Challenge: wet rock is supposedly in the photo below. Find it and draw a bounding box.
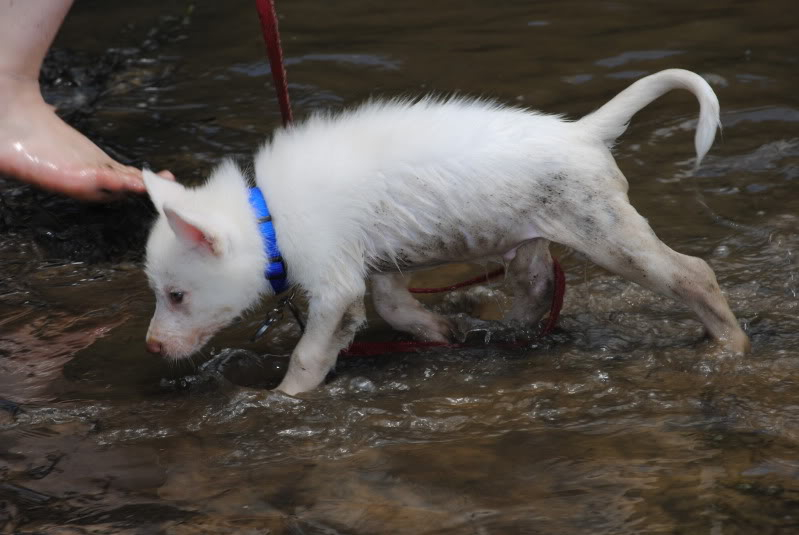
[348,376,376,394]
[0,412,14,426]
[0,399,19,426]
[0,185,156,262]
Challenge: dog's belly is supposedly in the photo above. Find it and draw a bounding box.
[368,216,541,272]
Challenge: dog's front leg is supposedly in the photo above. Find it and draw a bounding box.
[276,295,366,396]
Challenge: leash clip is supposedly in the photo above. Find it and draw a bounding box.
[251,289,305,342]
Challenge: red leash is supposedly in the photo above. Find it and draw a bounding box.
[541,257,566,337]
[256,0,293,126]
[341,258,566,357]
[255,0,566,354]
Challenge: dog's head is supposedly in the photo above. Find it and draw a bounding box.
[142,164,269,359]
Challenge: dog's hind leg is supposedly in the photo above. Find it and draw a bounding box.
[276,294,366,395]
[549,193,749,353]
[504,238,555,325]
[370,273,454,343]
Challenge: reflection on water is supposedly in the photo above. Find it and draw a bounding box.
[1,0,798,532]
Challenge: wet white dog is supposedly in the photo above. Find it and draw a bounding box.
[143,69,749,395]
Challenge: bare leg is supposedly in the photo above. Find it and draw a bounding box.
[370,272,453,342]
[276,297,366,395]
[0,0,163,200]
[552,193,749,353]
[504,238,554,325]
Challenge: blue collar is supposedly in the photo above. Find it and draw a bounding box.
[248,187,289,294]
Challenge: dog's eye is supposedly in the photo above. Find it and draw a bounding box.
[168,291,185,305]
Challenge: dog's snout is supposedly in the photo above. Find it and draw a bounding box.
[146,338,163,354]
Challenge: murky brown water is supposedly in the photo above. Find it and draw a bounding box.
[2,0,798,533]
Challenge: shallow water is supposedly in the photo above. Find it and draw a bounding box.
[1,0,798,533]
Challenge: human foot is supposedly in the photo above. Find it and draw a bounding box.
[0,77,169,201]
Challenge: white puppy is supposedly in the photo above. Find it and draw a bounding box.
[143,69,749,395]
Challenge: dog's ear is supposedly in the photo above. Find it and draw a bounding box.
[163,205,223,257]
[143,169,184,209]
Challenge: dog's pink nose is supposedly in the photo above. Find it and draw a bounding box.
[146,339,163,354]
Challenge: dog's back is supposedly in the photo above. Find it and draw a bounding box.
[256,98,593,274]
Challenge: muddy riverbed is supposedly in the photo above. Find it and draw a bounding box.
[1,0,798,533]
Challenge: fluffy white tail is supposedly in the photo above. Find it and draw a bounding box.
[578,69,720,166]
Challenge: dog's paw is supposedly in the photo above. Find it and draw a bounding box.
[413,314,455,343]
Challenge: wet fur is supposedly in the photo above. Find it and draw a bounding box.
[143,69,749,395]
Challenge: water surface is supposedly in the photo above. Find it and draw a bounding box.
[1,0,797,533]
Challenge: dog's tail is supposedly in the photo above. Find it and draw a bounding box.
[578,69,720,166]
